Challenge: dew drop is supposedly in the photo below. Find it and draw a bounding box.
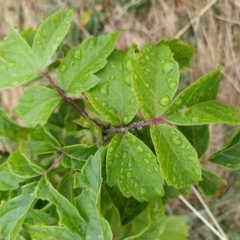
[59,63,68,73]
[110,75,116,80]
[120,175,124,179]
[192,117,199,123]
[175,98,182,105]
[130,87,134,93]
[130,97,135,104]
[140,59,146,65]
[72,49,82,60]
[70,60,75,67]
[37,40,42,45]
[130,178,135,184]
[127,172,132,177]
[123,152,128,158]
[128,158,135,167]
[108,147,114,153]
[137,145,144,153]
[115,153,120,158]
[144,158,150,164]
[108,161,113,165]
[124,73,132,87]
[109,108,117,114]
[125,59,132,71]
[162,61,174,73]
[123,117,129,124]
[9,62,15,68]
[170,136,182,146]
[146,68,150,73]
[100,82,110,96]
[168,81,177,90]
[170,129,176,134]
[102,101,108,107]
[167,77,172,83]
[145,83,151,88]
[145,55,150,61]
[140,187,146,195]
[159,96,170,106]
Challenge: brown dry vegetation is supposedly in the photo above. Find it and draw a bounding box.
[0,0,240,239]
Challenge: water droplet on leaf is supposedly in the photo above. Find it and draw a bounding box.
[124,73,132,87]
[100,82,109,96]
[72,49,82,60]
[109,108,117,114]
[170,136,182,146]
[101,101,108,107]
[127,172,132,177]
[162,61,174,73]
[140,187,146,194]
[110,75,116,80]
[128,158,135,167]
[123,117,129,124]
[168,81,177,89]
[137,145,144,152]
[123,152,128,158]
[159,96,170,106]
[59,63,68,73]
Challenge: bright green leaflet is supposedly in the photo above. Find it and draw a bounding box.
[32,8,73,70]
[158,39,195,69]
[86,46,138,125]
[74,147,112,240]
[106,131,164,202]
[0,19,39,89]
[27,127,61,154]
[151,124,201,189]
[0,162,25,190]
[15,86,61,127]
[57,173,74,203]
[132,43,179,120]
[35,177,86,237]
[0,107,32,141]
[0,182,37,240]
[197,169,226,197]
[159,216,189,240]
[26,225,81,240]
[57,32,121,97]
[8,150,44,178]
[177,125,210,158]
[62,144,98,170]
[209,129,240,169]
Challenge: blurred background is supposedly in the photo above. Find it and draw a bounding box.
[0,0,240,239]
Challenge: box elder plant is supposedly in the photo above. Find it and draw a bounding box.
[0,8,239,240]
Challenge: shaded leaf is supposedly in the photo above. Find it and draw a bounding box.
[197,169,227,197]
[35,178,86,237]
[33,8,73,70]
[57,173,74,203]
[86,46,138,125]
[15,86,61,127]
[177,125,209,158]
[74,147,112,240]
[132,43,179,119]
[107,131,164,202]
[209,129,240,169]
[57,32,121,96]
[0,183,37,240]
[151,124,201,188]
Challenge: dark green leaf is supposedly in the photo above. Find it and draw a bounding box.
[132,43,179,119]
[151,124,201,188]
[0,182,37,240]
[159,39,195,69]
[74,147,112,240]
[33,8,73,70]
[86,46,138,125]
[209,129,240,169]
[15,86,61,127]
[197,169,227,197]
[57,32,121,97]
[57,173,74,202]
[177,125,209,158]
[8,150,44,178]
[35,178,86,237]
[107,131,164,202]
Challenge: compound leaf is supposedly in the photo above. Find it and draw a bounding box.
[0,182,37,240]
[107,131,164,202]
[74,147,112,240]
[177,125,209,158]
[197,169,227,197]
[151,124,201,189]
[35,177,86,237]
[86,46,138,125]
[209,129,240,169]
[33,8,73,70]
[132,43,179,120]
[15,86,61,127]
[57,32,121,97]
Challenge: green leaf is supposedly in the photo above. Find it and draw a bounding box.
[35,177,86,237]
[159,216,188,240]
[8,150,44,178]
[57,32,121,97]
[177,125,209,158]
[151,124,201,189]
[74,147,112,240]
[132,43,180,120]
[197,169,227,197]
[159,39,195,69]
[27,127,61,154]
[0,182,37,240]
[209,129,240,169]
[86,46,138,125]
[15,86,61,127]
[62,144,98,170]
[57,173,74,203]
[32,8,73,70]
[107,131,164,202]
[0,19,39,89]
[0,161,25,190]
[0,108,32,141]
[26,225,81,240]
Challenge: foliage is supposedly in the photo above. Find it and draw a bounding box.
[0,8,239,240]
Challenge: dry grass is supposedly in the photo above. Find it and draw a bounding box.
[0,0,240,239]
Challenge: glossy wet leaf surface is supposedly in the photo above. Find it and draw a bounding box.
[86,46,138,126]
[132,43,179,119]
[107,131,164,202]
[151,124,201,189]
